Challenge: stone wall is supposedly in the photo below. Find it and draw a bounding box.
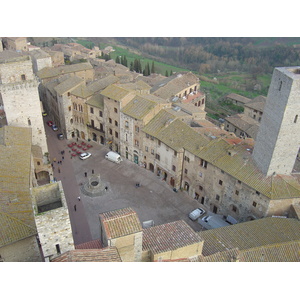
[0,55,48,154]
[33,181,74,260]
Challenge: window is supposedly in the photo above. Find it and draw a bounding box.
[109,128,112,135]
[199,185,203,191]
[115,131,119,138]
[232,205,237,213]
[174,150,177,157]
[184,168,188,174]
[21,74,26,81]
[158,140,161,146]
[114,108,118,113]
[135,140,139,146]
[219,180,223,186]
[294,115,298,124]
[235,190,239,196]
[115,120,118,126]
[200,159,207,168]
[184,156,190,163]
[151,149,154,155]
[253,201,257,207]
[135,126,139,133]
[256,191,260,196]
[99,110,103,117]
[27,118,31,126]
[125,121,129,128]
[172,165,176,172]
[237,180,241,184]
[90,107,94,114]
[55,244,61,255]
[91,120,94,127]
[216,194,220,201]
[155,154,160,161]
[68,106,71,111]
[109,118,112,123]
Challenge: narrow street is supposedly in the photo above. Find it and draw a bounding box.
[44,117,92,245]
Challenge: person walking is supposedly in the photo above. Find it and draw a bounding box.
[78,196,81,201]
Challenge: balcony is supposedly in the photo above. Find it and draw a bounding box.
[87,124,104,133]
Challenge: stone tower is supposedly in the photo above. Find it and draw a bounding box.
[0,51,48,154]
[252,66,300,176]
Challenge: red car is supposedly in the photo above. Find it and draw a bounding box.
[47,121,53,127]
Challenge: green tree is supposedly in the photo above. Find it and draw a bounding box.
[165,70,169,77]
[115,56,120,64]
[151,61,155,74]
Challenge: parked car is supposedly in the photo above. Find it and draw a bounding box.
[47,121,53,127]
[188,208,205,221]
[57,133,64,140]
[105,151,122,163]
[79,152,91,160]
[52,124,58,131]
[42,111,48,117]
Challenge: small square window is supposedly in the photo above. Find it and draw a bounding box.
[219,180,223,186]
[216,194,220,200]
[253,201,257,207]
[235,190,239,196]
[199,185,203,191]
[114,108,118,113]
[172,165,176,172]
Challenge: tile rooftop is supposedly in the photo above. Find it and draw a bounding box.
[142,220,202,254]
[100,207,142,239]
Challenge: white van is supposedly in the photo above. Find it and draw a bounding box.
[105,151,122,163]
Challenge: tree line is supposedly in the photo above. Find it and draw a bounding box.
[115,37,300,75]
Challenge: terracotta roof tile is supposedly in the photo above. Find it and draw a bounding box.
[100,207,142,239]
[142,220,202,254]
[52,247,121,262]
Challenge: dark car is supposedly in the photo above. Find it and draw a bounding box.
[52,124,58,131]
[57,133,64,140]
[47,121,53,127]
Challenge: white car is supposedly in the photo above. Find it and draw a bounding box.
[189,208,205,221]
[79,152,91,160]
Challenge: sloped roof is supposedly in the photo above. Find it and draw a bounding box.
[199,217,300,257]
[100,84,133,101]
[142,220,202,254]
[151,72,199,99]
[51,247,121,262]
[0,126,36,228]
[100,207,142,239]
[245,95,266,112]
[86,93,104,109]
[88,75,119,93]
[0,211,37,247]
[37,62,93,79]
[226,93,251,104]
[54,76,84,95]
[122,95,158,120]
[75,239,102,249]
